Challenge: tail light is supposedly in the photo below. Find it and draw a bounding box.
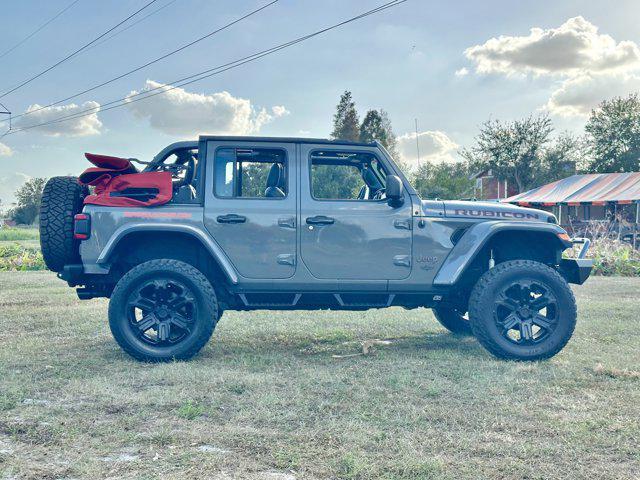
[74,213,91,240]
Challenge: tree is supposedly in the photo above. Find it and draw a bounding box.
[535,132,582,185]
[585,93,640,173]
[8,177,46,225]
[411,161,475,200]
[359,109,399,158]
[461,115,553,193]
[331,91,360,142]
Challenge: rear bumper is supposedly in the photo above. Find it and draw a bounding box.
[58,264,85,286]
[560,258,593,285]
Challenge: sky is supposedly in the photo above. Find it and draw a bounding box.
[1,0,640,206]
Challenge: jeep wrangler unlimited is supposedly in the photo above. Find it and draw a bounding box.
[39,136,592,362]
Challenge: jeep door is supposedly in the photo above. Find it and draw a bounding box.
[203,140,297,279]
[299,145,413,280]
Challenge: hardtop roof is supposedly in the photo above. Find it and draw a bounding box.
[198,135,377,147]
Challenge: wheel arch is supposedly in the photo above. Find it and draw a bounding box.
[99,224,238,286]
[433,221,571,287]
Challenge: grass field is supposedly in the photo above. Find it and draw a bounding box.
[0,273,638,480]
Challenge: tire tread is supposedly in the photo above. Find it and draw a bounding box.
[468,259,577,361]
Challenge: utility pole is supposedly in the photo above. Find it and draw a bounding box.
[0,102,11,136]
[414,118,421,167]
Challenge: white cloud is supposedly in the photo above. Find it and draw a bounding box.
[465,16,640,76]
[397,130,459,167]
[0,172,29,208]
[0,142,13,157]
[271,105,290,117]
[464,17,640,118]
[455,67,469,77]
[125,80,288,137]
[13,102,102,137]
[546,73,640,117]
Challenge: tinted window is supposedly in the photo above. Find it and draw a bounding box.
[214,148,287,198]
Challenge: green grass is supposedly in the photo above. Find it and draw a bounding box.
[0,227,38,241]
[0,273,638,479]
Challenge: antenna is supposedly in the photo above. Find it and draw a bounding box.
[414,118,421,167]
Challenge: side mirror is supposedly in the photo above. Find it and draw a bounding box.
[386,175,404,207]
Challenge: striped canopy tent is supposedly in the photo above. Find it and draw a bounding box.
[503,173,640,207]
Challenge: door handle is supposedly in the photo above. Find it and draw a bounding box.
[306,215,335,226]
[217,214,246,224]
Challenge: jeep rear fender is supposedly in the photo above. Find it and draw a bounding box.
[97,223,239,284]
[433,221,571,286]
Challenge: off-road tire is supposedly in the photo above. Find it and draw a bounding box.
[433,305,472,335]
[468,260,577,361]
[109,259,218,362]
[39,176,87,272]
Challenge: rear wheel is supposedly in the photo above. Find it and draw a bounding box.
[432,305,472,335]
[39,176,87,272]
[468,260,577,361]
[108,259,218,362]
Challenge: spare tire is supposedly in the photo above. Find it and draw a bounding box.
[39,177,87,272]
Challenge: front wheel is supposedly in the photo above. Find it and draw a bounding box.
[468,260,577,361]
[108,259,218,362]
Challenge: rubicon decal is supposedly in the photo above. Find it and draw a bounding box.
[453,209,539,220]
[123,211,192,219]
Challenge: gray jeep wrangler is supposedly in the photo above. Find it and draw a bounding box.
[39,136,592,362]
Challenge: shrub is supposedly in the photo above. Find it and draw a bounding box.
[0,244,46,271]
[566,238,640,277]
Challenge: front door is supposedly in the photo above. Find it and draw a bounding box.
[299,145,413,280]
[204,140,297,279]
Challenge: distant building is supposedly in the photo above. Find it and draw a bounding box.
[502,172,640,242]
[471,169,518,201]
[0,218,16,227]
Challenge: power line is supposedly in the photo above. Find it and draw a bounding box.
[3,0,278,124]
[0,0,160,99]
[0,0,82,61]
[84,0,180,53]
[5,0,406,135]
[3,0,407,137]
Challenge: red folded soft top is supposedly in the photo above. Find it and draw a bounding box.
[79,152,172,207]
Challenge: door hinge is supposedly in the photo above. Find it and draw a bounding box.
[278,217,296,229]
[393,218,412,230]
[277,254,296,266]
[393,255,411,267]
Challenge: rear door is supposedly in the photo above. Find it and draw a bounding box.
[203,140,297,279]
[299,144,413,280]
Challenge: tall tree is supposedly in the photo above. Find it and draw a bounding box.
[331,91,360,142]
[411,161,475,200]
[585,93,640,173]
[535,132,582,185]
[461,115,553,193]
[8,177,46,225]
[359,109,399,158]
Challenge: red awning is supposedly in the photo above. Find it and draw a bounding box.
[503,172,640,206]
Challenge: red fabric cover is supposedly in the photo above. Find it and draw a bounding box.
[83,171,173,207]
[79,153,138,186]
[85,152,135,170]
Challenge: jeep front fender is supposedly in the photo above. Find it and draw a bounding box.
[433,221,572,286]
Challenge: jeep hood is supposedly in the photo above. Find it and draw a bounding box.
[434,200,556,223]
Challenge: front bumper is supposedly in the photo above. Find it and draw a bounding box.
[560,258,593,285]
[559,237,593,285]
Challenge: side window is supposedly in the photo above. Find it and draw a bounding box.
[214,147,287,198]
[310,150,387,201]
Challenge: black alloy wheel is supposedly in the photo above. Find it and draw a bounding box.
[109,259,218,362]
[469,260,577,361]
